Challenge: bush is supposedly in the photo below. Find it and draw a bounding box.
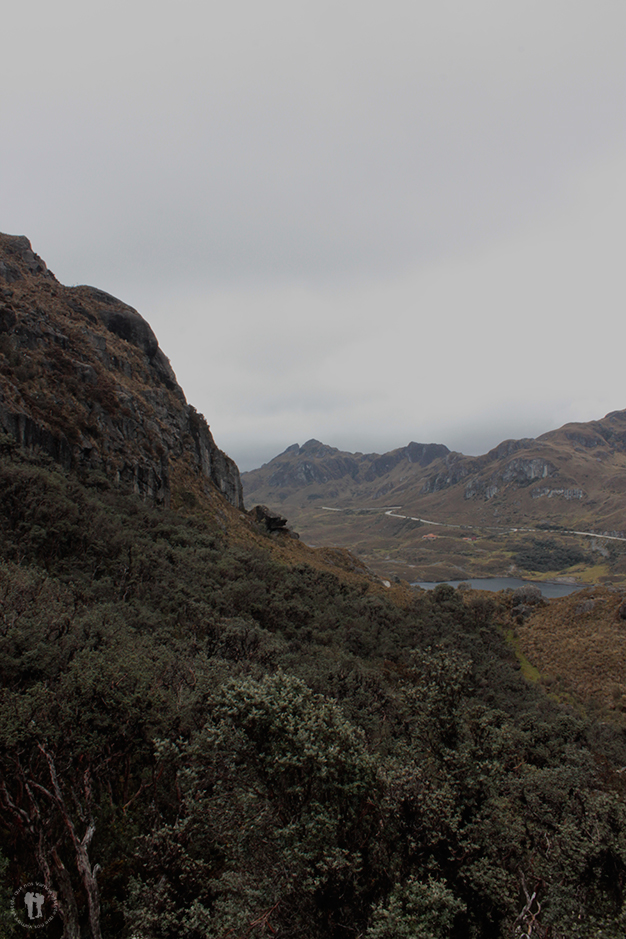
[513,537,590,572]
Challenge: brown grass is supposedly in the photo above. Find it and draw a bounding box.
[515,587,626,721]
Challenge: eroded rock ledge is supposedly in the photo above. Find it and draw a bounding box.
[0,233,243,509]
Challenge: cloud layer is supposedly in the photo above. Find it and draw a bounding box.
[2,1,624,467]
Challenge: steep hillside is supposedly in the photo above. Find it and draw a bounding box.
[0,232,402,591]
[514,585,626,721]
[3,440,626,937]
[0,232,242,509]
[242,421,626,583]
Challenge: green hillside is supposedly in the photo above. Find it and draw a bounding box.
[1,441,626,938]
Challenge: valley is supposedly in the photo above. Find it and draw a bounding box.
[242,430,626,585]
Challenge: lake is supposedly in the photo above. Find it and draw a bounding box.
[413,577,584,598]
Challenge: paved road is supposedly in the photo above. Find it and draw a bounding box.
[321,505,626,543]
[384,509,626,542]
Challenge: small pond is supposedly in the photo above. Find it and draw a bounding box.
[412,577,584,598]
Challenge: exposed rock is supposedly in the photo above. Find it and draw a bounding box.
[464,478,499,500]
[502,457,557,483]
[364,442,449,480]
[0,305,17,332]
[0,407,73,470]
[511,584,545,621]
[249,504,299,538]
[83,287,159,356]
[566,432,606,448]
[0,262,22,284]
[75,286,180,392]
[590,538,610,558]
[531,488,584,500]
[422,454,470,493]
[0,233,243,510]
[460,456,558,502]
[0,234,52,281]
[484,438,537,462]
[250,504,288,531]
[186,407,243,508]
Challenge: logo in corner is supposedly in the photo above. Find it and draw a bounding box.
[10,882,59,930]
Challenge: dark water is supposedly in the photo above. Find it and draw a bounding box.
[413,577,584,598]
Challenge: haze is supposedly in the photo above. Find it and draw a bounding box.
[1,1,624,470]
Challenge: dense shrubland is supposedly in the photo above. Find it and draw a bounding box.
[512,537,590,574]
[1,442,626,937]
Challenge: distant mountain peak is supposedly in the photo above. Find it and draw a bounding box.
[300,438,338,454]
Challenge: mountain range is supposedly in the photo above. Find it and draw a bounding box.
[242,417,626,583]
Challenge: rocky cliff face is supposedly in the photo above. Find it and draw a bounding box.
[419,437,558,498]
[0,233,243,509]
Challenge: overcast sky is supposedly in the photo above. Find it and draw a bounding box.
[2,1,624,470]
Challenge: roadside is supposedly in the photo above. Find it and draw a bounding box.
[299,504,626,586]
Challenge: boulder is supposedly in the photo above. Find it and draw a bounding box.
[250,504,289,532]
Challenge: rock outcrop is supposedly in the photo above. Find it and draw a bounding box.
[0,233,243,509]
[249,503,299,539]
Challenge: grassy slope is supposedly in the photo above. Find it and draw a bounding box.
[515,586,626,722]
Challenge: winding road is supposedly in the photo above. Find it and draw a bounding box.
[321,506,626,543]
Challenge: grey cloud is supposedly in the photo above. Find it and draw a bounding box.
[2,2,624,294]
[1,1,624,472]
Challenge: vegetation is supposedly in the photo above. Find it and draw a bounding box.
[1,443,626,937]
[512,537,590,574]
[515,586,626,722]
